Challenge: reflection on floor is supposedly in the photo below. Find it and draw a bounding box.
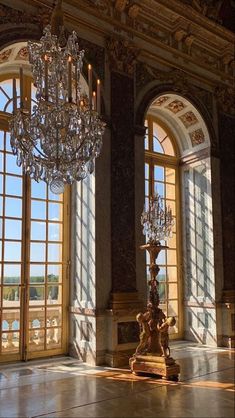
[0,341,234,417]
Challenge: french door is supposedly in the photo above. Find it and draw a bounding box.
[0,128,70,362]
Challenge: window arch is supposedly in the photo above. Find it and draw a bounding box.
[144,115,181,338]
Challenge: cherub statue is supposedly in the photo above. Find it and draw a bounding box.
[134,312,150,355]
[157,316,176,358]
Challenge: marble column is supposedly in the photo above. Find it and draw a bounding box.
[218,112,235,347]
[105,37,143,366]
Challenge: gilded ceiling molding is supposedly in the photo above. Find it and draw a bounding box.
[0,3,49,28]
[179,0,225,24]
[215,84,235,116]
[106,36,140,76]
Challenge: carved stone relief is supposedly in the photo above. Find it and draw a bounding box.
[179,111,199,127]
[215,84,235,116]
[189,128,205,146]
[166,99,186,113]
[0,48,11,63]
[106,37,140,76]
[152,96,170,106]
[16,47,29,61]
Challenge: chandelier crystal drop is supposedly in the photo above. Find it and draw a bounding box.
[141,193,174,244]
[10,23,106,194]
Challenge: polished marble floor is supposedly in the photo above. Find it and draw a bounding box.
[0,342,234,418]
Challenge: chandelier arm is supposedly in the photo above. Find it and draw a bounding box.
[21,116,49,159]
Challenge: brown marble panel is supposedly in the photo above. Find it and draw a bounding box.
[219,113,235,292]
[111,71,136,292]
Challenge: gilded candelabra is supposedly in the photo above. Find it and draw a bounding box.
[130,194,180,380]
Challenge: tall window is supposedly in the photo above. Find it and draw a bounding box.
[145,115,181,337]
[0,75,70,361]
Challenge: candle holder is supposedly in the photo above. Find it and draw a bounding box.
[129,194,180,380]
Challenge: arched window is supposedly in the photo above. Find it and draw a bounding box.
[144,115,180,338]
[0,69,70,361]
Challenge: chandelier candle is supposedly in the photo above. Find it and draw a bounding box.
[97,79,101,114]
[13,78,17,114]
[88,64,92,107]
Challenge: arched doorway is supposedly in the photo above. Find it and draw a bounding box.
[0,42,70,361]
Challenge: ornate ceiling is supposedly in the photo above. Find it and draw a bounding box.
[0,0,234,91]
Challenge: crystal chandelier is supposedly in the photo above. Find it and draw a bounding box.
[10,1,106,194]
[141,193,174,244]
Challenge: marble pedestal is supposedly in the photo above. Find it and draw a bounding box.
[129,354,180,380]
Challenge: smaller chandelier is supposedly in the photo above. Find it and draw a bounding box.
[141,193,174,244]
[10,4,105,194]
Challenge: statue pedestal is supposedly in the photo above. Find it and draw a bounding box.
[129,354,180,380]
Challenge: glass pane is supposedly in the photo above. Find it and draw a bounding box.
[47,307,62,327]
[5,219,22,240]
[1,332,20,353]
[0,152,3,172]
[3,264,21,284]
[4,241,21,261]
[31,200,46,219]
[5,197,22,218]
[48,189,63,202]
[5,153,22,175]
[29,286,45,304]
[31,221,46,241]
[168,283,178,299]
[31,181,47,199]
[47,328,61,348]
[145,135,149,150]
[2,286,20,306]
[2,309,20,330]
[48,243,62,262]
[166,184,175,199]
[157,250,166,265]
[162,137,175,156]
[145,163,149,179]
[154,165,164,181]
[0,174,3,194]
[0,196,2,216]
[154,182,164,197]
[29,307,45,329]
[168,300,178,316]
[167,249,177,265]
[30,265,45,283]
[165,167,175,184]
[153,137,164,153]
[5,175,22,196]
[47,265,62,283]
[158,267,166,282]
[47,285,61,305]
[48,223,62,242]
[153,122,167,142]
[167,266,177,282]
[166,200,176,216]
[28,329,45,351]
[167,232,176,248]
[145,180,149,196]
[48,203,62,221]
[0,130,4,150]
[159,283,166,302]
[30,243,46,262]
